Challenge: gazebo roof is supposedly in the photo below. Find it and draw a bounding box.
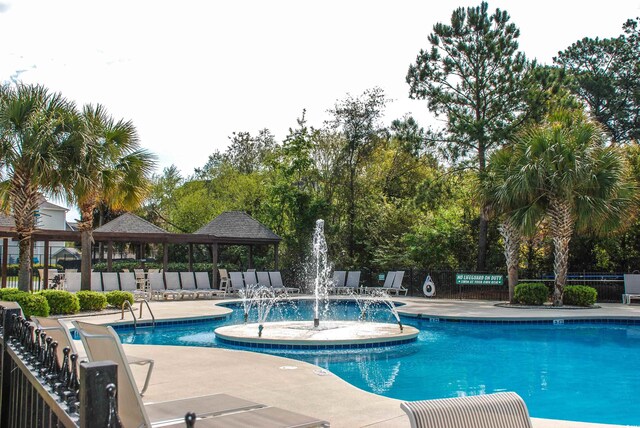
[196,211,281,243]
[95,212,168,234]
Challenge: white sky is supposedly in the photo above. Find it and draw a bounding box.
[1,0,639,221]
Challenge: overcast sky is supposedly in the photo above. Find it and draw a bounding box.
[1,0,638,220]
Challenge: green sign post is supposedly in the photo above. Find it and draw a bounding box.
[455,273,503,285]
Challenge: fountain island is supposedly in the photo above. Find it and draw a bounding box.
[214,220,419,350]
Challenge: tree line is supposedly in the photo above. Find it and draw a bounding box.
[2,3,639,306]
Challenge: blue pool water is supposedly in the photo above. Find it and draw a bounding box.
[117,301,640,426]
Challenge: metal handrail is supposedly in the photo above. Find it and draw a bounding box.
[139,299,156,328]
[121,300,137,332]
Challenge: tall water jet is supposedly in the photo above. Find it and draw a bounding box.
[311,219,332,328]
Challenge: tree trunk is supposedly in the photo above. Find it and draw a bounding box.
[549,198,574,306]
[17,238,31,292]
[78,200,96,291]
[477,205,489,271]
[498,220,520,303]
[80,230,93,291]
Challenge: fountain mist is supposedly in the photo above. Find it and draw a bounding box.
[311,219,332,327]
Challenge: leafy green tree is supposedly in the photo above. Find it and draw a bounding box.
[0,84,82,291]
[74,104,156,290]
[495,110,636,305]
[406,2,529,270]
[554,17,640,143]
[326,87,387,263]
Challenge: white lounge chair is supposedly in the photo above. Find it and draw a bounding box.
[400,392,533,428]
[179,272,198,299]
[102,272,120,292]
[344,271,361,294]
[119,272,148,301]
[229,272,246,294]
[32,317,154,396]
[72,321,268,427]
[389,271,408,295]
[331,271,346,294]
[91,272,103,291]
[164,271,181,294]
[623,274,640,304]
[149,272,180,300]
[64,272,81,292]
[256,271,271,287]
[194,272,225,298]
[269,271,300,294]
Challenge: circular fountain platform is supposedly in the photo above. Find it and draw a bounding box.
[215,321,419,350]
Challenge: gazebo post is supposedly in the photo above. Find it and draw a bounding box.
[188,243,193,272]
[211,243,218,289]
[274,242,279,270]
[43,240,50,289]
[248,245,253,269]
[107,241,113,272]
[163,243,168,271]
[2,238,7,288]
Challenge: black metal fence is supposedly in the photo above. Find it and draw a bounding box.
[0,304,120,427]
[283,268,626,303]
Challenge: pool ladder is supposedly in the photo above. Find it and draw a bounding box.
[121,300,156,332]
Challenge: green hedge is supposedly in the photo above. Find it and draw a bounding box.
[76,291,107,311]
[563,285,597,307]
[105,291,134,308]
[38,290,80,315]
[514,282,549,305]
[0,289,50,318]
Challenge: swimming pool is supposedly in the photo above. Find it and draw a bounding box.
[117,301,640,426]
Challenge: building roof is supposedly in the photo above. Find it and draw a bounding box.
[52,247,81,257]
[195,211,281,242]
[95,212,169,234]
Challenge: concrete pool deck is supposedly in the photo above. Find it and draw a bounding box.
[67,297,640,428]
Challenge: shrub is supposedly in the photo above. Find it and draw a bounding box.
[76,291,107,312]
[105,291,134,308]
[514,282,549,305]
[38,290,80,315]
[16,293,51,318]
[0,288,26,301]
[563,285,597,307]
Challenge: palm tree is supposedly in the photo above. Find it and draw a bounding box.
[495,109,636,305]
[74,104,156,290]
[483,147,523,303]
[0,84,83,291]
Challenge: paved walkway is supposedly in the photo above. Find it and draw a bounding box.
[67,298,640,428]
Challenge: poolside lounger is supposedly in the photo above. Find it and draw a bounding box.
[244,270,259,287]
[623,274,640,304]
[257,271,271,287]
[229,271,246,294]
[389,271,408,296]
[91,272,103,291]
[179,272,198,299]
[364,271,395,294]
[269,271,300,294]
[119,272,148,301]
[194,272,225,298]
[162,406,330,427]
[343,271,361,294]
[149,272,180,300]
[331,271,346,294]
[64,272,81,292]
[72,321,265,427]
[102,272,120,292]
[33,317,155,396]
[400,392,533,428]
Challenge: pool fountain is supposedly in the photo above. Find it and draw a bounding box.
[214,219,418,348]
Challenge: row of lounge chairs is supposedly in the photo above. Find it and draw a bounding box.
[223,270,300,294]
[60,271,224,300]
[330,270,408,295]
